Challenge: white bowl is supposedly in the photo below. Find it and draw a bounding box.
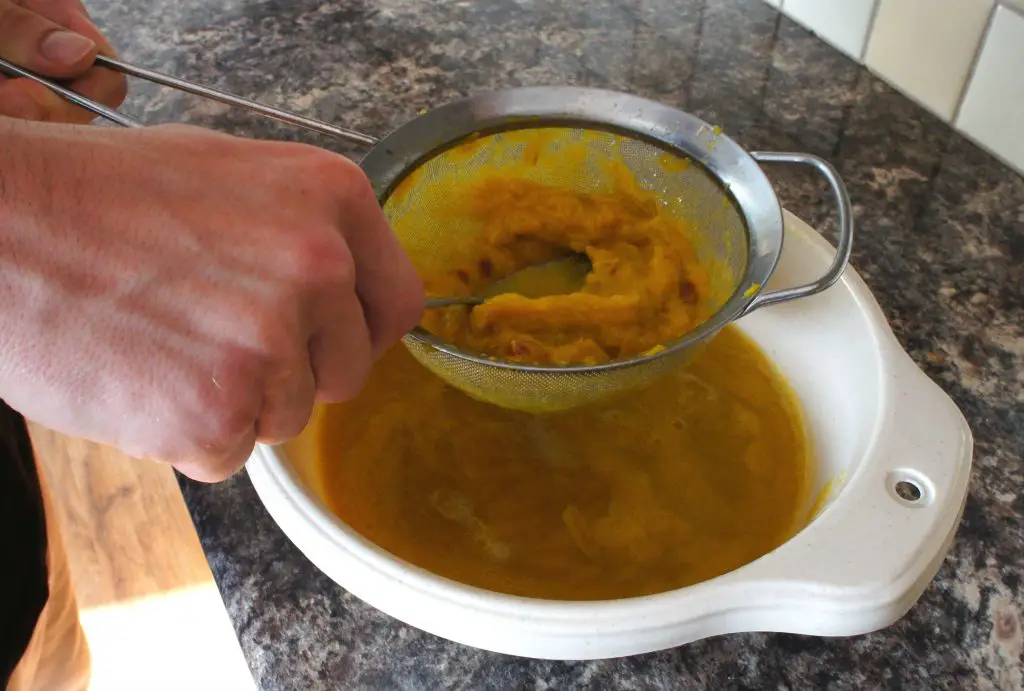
[247,210,974,660]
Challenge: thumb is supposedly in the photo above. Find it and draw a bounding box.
[0,0,97,77]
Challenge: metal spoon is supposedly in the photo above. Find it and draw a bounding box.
[425,254,592,308]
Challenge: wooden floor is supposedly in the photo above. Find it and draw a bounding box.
[29,425,254,690]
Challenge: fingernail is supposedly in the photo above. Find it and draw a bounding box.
[40,30,95,65]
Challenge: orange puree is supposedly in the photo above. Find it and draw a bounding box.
[308,326,811,601]
[419,176,713,365]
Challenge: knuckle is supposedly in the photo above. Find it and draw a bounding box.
[173,453,247,484]
[285,232,355,289]
[175,428,254,484]
[337,165,378,208]
[320,365,370,404]
[346,354,373,396]
[247,310,293,359]
[255,362,316,443]
[204,348,260,440]
[397,294,426,338]
[373,299,423,355]
[310,146,363,180]
[369,266,425,352]
[315,348,372,404]
[397,268,427,327]
[284,413,311,440]
[301,149,374,205]
[284,391,316,437]
[258,406,312,445]
[207,408,253,457]
[281,143,362,181]
[218,442,255,479]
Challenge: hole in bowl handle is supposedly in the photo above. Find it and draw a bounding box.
[743,151,854,315]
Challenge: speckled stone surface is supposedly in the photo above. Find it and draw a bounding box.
[82,0,1024,688]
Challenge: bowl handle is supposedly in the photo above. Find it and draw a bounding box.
[743,152,855,314]
[717,346,973,635]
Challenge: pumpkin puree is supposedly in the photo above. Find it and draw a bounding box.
[419,175,714,365]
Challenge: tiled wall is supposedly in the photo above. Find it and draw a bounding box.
[762,0,1024,176]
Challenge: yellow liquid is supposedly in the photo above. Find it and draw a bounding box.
[310,326,811,601]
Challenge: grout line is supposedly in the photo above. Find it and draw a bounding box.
[757,9,784,114]
[950,1,1001,125]
[955,126,1024,177]
[682,0,707,107]
[1000,0,1024,18]
[859,0,883,62]
[764,0,1022,176]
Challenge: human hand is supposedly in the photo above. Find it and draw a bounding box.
[0,0,127,123]
[0,120,424,482]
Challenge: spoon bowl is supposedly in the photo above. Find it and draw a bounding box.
[425,253,592,309]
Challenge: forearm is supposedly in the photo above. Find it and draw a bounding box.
[0,116,69,243]
[0,115,113,294]
[0,117,69,377]
[0,115,90,203]
[0,117,46,378]
[0,116,41,210]
[0,116,105,404]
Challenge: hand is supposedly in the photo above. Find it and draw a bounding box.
[0,120,424,482]
[0,0,127,123]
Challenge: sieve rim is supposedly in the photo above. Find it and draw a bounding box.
[361,86,785,374]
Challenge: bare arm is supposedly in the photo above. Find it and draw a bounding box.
[0,10,423,482]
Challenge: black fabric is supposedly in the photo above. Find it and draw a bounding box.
[0,398,48,686]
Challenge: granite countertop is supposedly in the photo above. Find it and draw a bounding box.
[86,0,1024,688]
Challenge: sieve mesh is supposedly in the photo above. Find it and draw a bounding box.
[384,126,750,413]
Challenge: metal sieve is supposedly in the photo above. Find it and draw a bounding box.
[364,89,853,413]
[4,58,853,414]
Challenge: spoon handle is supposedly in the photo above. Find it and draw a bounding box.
[425,296,484,309]
[93,55,379,147]
[0,57,142,128]
[0,54,380,147]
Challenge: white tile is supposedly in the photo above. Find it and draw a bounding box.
[865,0,995,121]
[782,0,878,59]
[956,4,1024,175]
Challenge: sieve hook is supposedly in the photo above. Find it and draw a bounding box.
[743,151,854,314]
[0,55,380,147]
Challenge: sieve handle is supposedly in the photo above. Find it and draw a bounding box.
[745,151,854,313]
[0,57,143,128]
[0,55,380,147]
